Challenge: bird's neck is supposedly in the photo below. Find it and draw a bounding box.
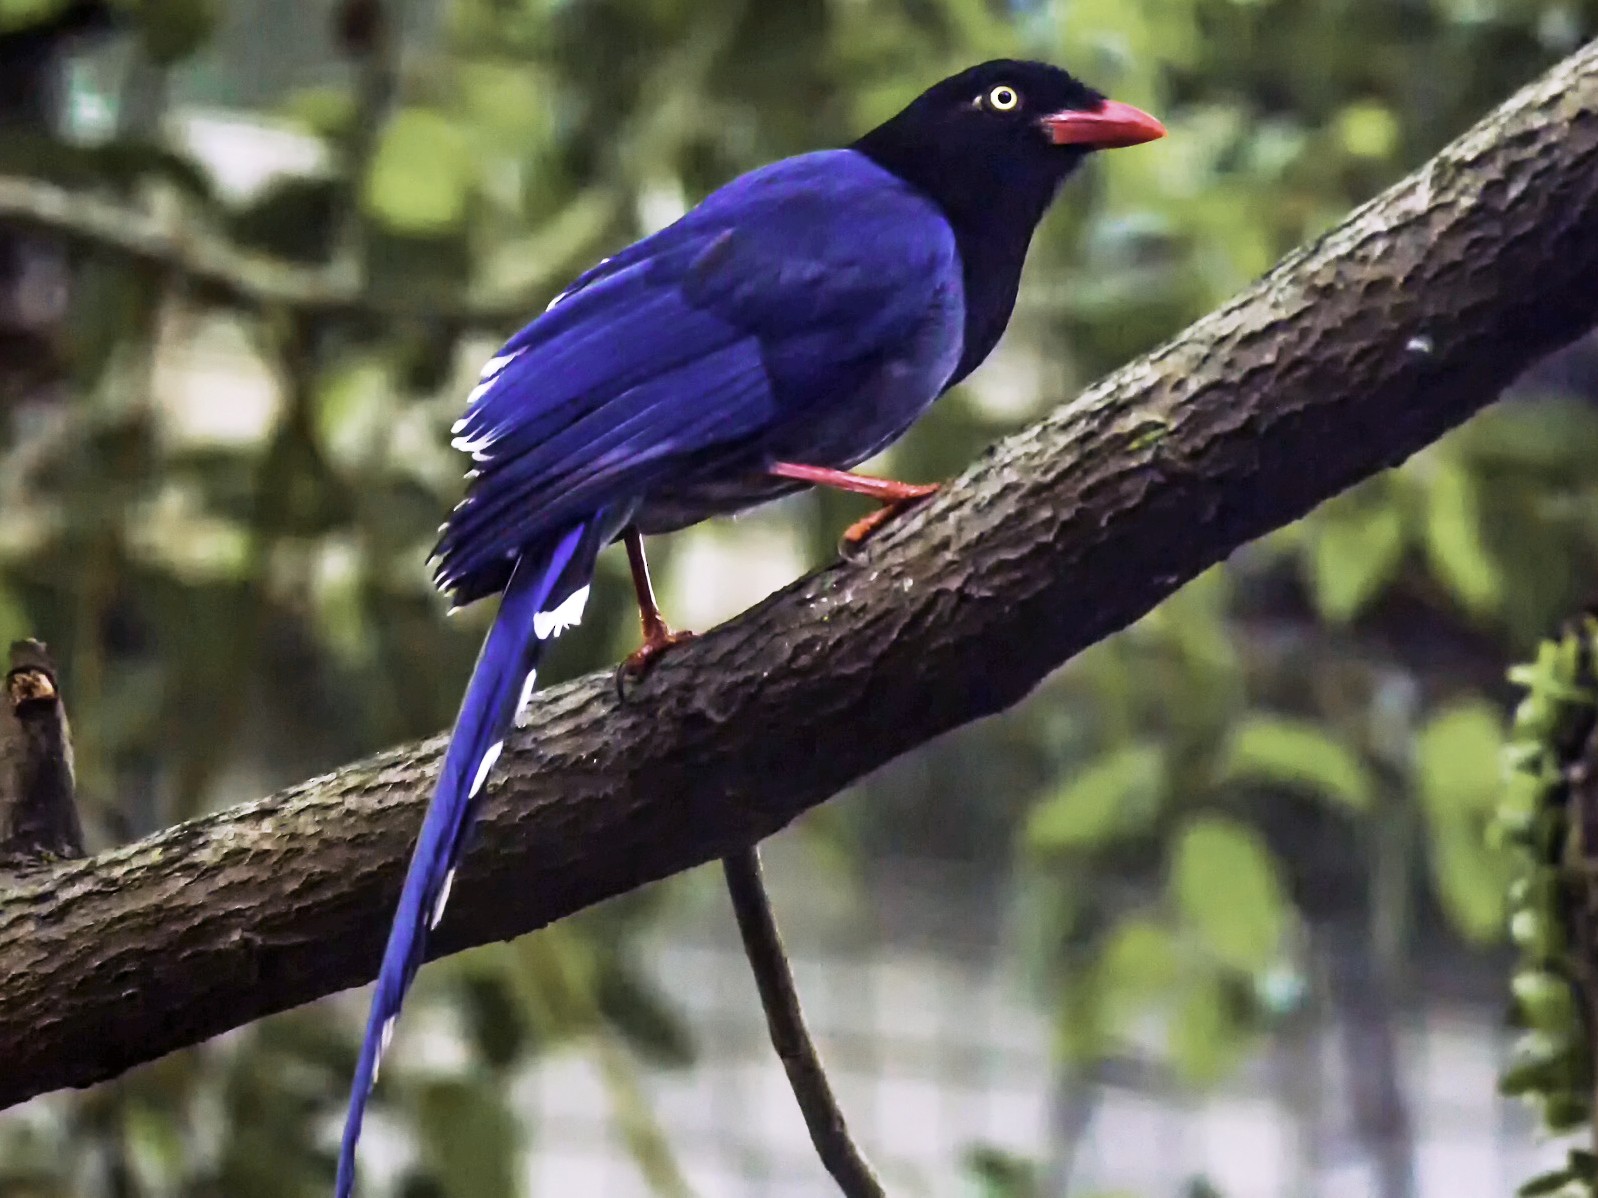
[851,137,1067,386]
[944,200,1048,385]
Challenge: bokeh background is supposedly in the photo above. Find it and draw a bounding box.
[2,0,1598,1195]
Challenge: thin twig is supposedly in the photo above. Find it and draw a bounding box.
[0,640,84,865]
[722,846,884,1197]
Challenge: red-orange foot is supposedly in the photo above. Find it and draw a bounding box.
[623,628,697,676]
[840,483,941,550]
[616,626,697,699]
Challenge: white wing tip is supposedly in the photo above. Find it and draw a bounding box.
[533,584,591,640]
[468,741,504,799]
[372,1016,397,1085]
[517,667,540,718]
[429,868,457,931]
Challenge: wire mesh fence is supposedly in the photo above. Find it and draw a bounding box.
[518,841,1571,1198]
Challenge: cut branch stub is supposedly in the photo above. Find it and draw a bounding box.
[0,640,84,866]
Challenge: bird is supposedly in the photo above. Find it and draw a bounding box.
[334,59,1163,1196]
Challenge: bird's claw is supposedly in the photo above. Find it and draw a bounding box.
[615,629,697,700]
[838,484,941,557]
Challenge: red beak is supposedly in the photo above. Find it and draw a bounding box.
[1040,99,1166,149]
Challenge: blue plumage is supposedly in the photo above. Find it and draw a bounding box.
[433,151,961,602]
[337,60,1163,1196]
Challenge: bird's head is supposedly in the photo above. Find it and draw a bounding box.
[854,60,1165,233]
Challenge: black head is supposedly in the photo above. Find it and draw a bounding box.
[852,60,1164,236]
[854,62,1165,387]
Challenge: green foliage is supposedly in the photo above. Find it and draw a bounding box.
[964,1144,1043,1198]
[412,1078,520,1198]
[1421,456,1505,618]
[1333,100,1401,160]
[129,0,218,64]
[1220,714,1374,811]
[1168,974,1247,1087]
[363,107,480,235]
[1170,816,1287,973]
[1497,615,1598,1195]
[1026,742,1164,850]
[1415,701,1514,941]
[1097,917,1181,1015]
[1304,487,1406,624]
[0,0,65,31]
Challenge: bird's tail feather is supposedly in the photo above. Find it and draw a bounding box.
[334,513,609,1197]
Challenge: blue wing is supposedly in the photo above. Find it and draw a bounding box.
[433,150,961,603]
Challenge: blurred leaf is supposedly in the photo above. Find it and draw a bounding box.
[1518,1167,1579,1197]
[595,959,696,1069]
[227,176,342,264]
[1513,970,1578,1034]
[1415,700,1504,817]
[458,61,552,148]
[1026,743,1163,851]
[1431,824,1509,942]
[0,583,28,646]
[505,927,598,1043]
[1169,974,1245,1086]
[1221,714,1375,810]
[122,1097,186,1191]
[1421,457,1503,616]
[457,973,530,1071]
[964,1144,1041,1198]
[214,1127,330,1198]
[130,0,217,63]
[1460,399,1598,467]
[1334,100,1400,159]
[316,353,392,466]
[412,1078,520,1198]
[1305,497,1405,623]
[364,226,474,301]
[364,108,477,235]
[66,258,161,387]
[0,0,67,31]
[281,85,358,141]
[1098,917,1181,1011]
[1170,817,1287,972]
[1419,698,1513,942]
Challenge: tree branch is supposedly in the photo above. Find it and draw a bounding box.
[0,172,587,325]
[1,40,1597,1109]
[0,640,83,868]
[722,848,883,1196]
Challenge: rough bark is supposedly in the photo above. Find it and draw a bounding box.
[1,40,1597,1109]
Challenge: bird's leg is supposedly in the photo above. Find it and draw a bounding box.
[619,527,695,681]
[768,461,941,548]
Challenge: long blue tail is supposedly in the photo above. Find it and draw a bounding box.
[335,515,609,1197]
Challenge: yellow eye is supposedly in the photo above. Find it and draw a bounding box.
[987,85,1020,111]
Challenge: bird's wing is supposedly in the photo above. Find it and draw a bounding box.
[432,151,959,600]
